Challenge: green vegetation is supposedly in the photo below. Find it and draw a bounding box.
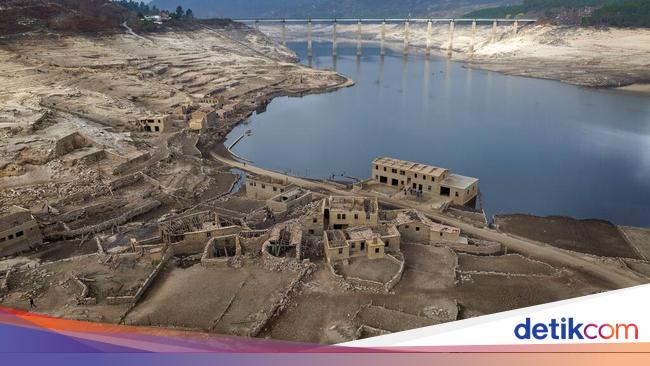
[114,0,161,15]
[584,0,650,26]
[464,0,650,27]
[465,0,615,19]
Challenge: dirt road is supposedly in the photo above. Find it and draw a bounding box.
[211,151,646,289]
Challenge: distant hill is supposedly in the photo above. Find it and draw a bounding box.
[464,0,650,26]
[0,0,133,35]
[584,0,650,26]
[0,0,227,37]
[149,0,517,19]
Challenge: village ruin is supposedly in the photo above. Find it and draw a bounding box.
[1,4,649,345]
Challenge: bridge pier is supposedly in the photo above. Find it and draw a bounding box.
[356,20,362,56]
[513,20,519,35]
[425,20,433,55]
[307,19,313,58]
[491,20,497,42]
[281,20,286,46]
[470,19,476,53]
[448,20,455,56]
[332,21,337,57]
[380,20,386,56]
[403,20,410,55]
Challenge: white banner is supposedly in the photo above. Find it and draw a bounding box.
[342,284,650,347]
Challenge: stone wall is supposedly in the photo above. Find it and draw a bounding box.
[109,172,143,191]
[53,132,94,158]
[327,263,385,292]
[107,249,173,306]
[72,276,97,305]
[446,239,503,255]
[384,253,405,292]
[200,235,241,267]
[0,266,14,294]
[112,153,151,176]
[445,206,489,227]
[46,200,161,240]
[247,264,314,337]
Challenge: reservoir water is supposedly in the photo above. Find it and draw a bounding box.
[226,41,650,227]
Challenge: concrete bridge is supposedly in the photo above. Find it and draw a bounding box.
[236,18,537,57]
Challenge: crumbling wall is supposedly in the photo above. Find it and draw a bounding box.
[112,153,151,176]
[109,172,143,191]
[0,267,15,294]
[55,199,128,223]
[327,253,406,293]
[171,226,241,256]
[46,200,161,240]
[384,253,405,292]
[72,276,97,305]
[446,239,503,255]
[108,249,173,306]
[327,263,385,292]
[200,235,241,267]
[445,206,489,227]
[53,132,94,157]
[247,264,314,337]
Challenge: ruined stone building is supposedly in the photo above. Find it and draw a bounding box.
[138,115,172,133]
[263,222,303,258]
[323,225,399,264]
[245,174,294,200]
[0,206,43,257]
[200,94,225,107]
[160,211,241,255]
[201,234,242,267]
[188,106,217,131]
[266,188,312,214]
[390,210,462,243]
[321,196,379,230]
[371,157,479,206]
[53,132,105,167]
[172,104,191,121]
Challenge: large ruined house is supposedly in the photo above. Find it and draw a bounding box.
[160,211,241,255]
[0,206,43,257]
[372,157,479,206]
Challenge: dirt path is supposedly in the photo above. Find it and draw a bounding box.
[210,151,646,289]
[120,21,151,43]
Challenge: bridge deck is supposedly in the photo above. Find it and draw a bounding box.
[235,18,537,23]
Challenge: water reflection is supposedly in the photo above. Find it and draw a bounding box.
[226,41,650,226]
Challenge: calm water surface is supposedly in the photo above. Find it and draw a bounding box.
[226,42,650,227]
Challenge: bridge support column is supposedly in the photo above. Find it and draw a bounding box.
[470,19,476,53]
[447,20,455,56]
[425,20,432,55]
[403,20,410,55]
[491,20,497,42]
[380,20,386,56]
[513,20,519,35]
[281,20,286,46]
[307,19,313,58]
[356,20,362,56]
[332,21,337,57]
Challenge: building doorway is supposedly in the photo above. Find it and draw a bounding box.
[440,186,451,197]
[323,208,330,229]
